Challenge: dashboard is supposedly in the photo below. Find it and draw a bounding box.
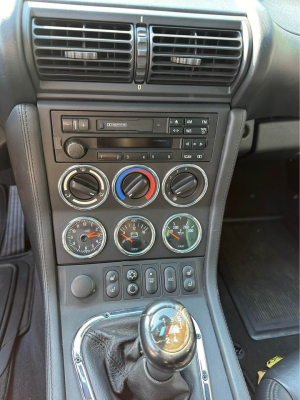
[1,0,299,399]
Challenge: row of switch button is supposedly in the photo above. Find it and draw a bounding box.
[169,127,208,135]
[169,117,209,127]
[97,152,173,161]
[62,118,89,132]
[183,138,206,150]
[181,152,205,161]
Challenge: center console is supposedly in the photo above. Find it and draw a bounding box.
[33,101,237,399]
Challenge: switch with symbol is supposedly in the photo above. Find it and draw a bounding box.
[127,269,138,281]
[79,119,90,131]
[127,283,139,296]
[145,268,158,294]
[169,118,183,126]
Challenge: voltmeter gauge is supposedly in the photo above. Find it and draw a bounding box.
[114,216,155,256]
[62,217,106,259]
[162,214,202,254]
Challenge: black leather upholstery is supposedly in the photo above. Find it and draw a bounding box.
[255,351,300,400]
[82,314,202,400]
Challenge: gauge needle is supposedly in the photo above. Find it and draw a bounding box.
[87,232,100,238]
[121,233,133,243]
[168,231,180,240]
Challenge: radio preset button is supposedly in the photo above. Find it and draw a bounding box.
[124,152,148,161]
[169,127,183,134]
[169,118,183,126]
[150,152,173,161]
[97,152,122,161]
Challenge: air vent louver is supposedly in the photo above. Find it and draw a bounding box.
[32,18,134,82]
[148,26,243,86]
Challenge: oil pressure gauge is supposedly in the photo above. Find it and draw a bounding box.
[62,217,106,258]
[162,213,202,253]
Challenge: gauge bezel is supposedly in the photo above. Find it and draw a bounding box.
[162,164,208,207]
[62,217,107,259]
[114,215,156,256]
[58,165,110,210]
[112,165,160,209]
[162,213,202,254]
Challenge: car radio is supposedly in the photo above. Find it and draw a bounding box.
[51,111,218,163]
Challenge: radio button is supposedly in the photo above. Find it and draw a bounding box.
[62,118,73,132]
[169,118,183,126]
[183,139,192,149]
[124,152,148,161]
[97,152,122,161]
[185,118,209,126]
[96,120,105,130]
[150,152,173,161]
[181,152,205,161]
[153,118,167,133]
[184,127,208,135]
[78,119,89,131]
[169,127,183,134]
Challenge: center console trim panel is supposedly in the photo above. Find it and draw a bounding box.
[72,308,212,400]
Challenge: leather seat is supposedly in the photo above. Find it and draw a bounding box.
[255,350,299,400]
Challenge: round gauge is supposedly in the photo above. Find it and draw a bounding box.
[114,216,155,256]
[62,217,106,259]
[162,214,202,254]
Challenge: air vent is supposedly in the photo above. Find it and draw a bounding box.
[148,26,243,86]
[32,18,134,82]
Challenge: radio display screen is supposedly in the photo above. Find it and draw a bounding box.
[97,138,173,149]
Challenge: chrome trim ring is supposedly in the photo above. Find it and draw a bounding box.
[162,164,208,208]
[62,217,107,259]
[112,165,160,209]
[114,215,156,257]
[58,165,110,210]
[162,213,202,254]
[72,308,212,400]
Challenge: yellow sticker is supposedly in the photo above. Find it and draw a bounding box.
[267,356,283,368]
[257,370,267,384]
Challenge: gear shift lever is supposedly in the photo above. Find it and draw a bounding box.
[139,299,196,381]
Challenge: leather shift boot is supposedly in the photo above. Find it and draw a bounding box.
[81,314,202,400]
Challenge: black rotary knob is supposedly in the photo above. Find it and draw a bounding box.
[139,299,196,379]
[171,173,198,198]
[122,173,150,199]
[65,139,87,159]
[69,173,99,200]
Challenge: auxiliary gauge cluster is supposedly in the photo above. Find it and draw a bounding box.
[58,163,208,259]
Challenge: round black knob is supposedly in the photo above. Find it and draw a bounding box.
[69,173,99,200]
[171,173,198,198]
[139,299,196,376]
[122,173,150,199]
[65,139,87,159]
[71,275,95,298]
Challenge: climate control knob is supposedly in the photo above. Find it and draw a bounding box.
[170,172,198,198]
[113,165,159,209]
[65,139,87,159]
[122,173,150,199]
[162,164,208,207]
[59,165,109,210]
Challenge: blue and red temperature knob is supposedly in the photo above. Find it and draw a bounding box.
[113,165,160,208]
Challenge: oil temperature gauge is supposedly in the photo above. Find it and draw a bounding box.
[62,217,106,258]
[114,216,155,256]
[162,213,202,253]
